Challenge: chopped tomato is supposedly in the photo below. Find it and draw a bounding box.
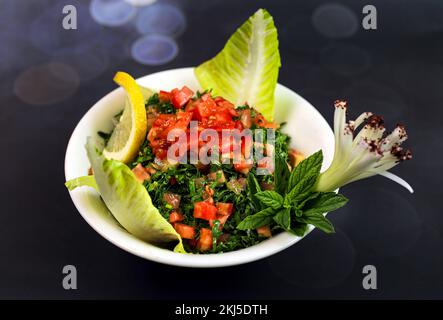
[171,86,194,109]
[234,159,253,175]
[289,149,305,167]
[174,223,196,239]
[257,225,272,237]
[214,96,236,113]
[193,202,217,220]
[159,90,172,103]
[209,202,234,228]
[163,192,181,209]
[254,113,279,129]
[148,111,192,159]
[242,136,254,159]
[216,203,233,216]
[174,111,192,131]
[209,214,230,228]
[131,164,150,183]
[207,170,226,184]
[197,228,213,251]
[193,94,216,120]
[226,178,246,194]
[169,211,184,223]
[257,157,275,174]
[239,109,252,128]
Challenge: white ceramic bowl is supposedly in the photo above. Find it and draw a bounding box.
[65,67,335,267]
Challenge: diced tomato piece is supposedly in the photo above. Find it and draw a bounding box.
[234,160,253,175]
[234,120,244,131]
[152,114,176,133]
[131,164,150,183]
[173,111,192,131]
[289,149,305,168]
[257,157,275,174]
[207,170,226,184]
[209,203,234,228]
[197,228,213,251]
[155,148,168,159]
[257,225,272,237]
[174,223,196,239]
[169,211,184,223]
[163,192,181,209]
[226,178,246,194]
[254,113,279,129]
[216,203,233,216]
[171,86,194,109]
[192,94,217,120]
[159,90,172,103]
[215,110,233,123]
[193,202,217,220]
[193,101,212,120]
[242,136,254,159]
[209,214,231,228]
[240,109,252,128]
[215,96,235,110]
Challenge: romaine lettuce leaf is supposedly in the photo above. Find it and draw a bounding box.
[66,138,185,253]
[65,175,98,191]
[195,8,280,121]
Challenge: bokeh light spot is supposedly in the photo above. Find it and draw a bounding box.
[135,3,186,37]
[90,0,137,27]
[14,63,79,106]
[312,3,358,39]
[131,34,178,65]
[124,0,157,6]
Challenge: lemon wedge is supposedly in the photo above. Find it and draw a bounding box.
[103,72,149,163]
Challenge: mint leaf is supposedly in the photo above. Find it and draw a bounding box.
[294,207,303,217]
[290,222,308,237]
[274,153,290,194]
[273,208,291,230]
[254,191,283,209]
[303,192,349,215]
[296,192,320,209]
[288,150,323,191]
[237,207,275,230]
[286,174,318,204]
[298,212,335,234]
[247,173,262,210]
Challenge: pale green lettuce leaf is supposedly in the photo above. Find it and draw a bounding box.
[65,175,98,191]
[67,138,185,253]
[195,8,280,120]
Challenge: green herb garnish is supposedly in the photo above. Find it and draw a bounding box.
[237,150,348,235]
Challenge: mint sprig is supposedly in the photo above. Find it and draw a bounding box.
[237,150,349,235]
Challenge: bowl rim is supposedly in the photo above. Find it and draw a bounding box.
[64,67,334,268]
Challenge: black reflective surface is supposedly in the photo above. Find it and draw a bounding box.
[1,0,442,299]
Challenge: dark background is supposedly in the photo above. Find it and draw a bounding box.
[1,0,442,299]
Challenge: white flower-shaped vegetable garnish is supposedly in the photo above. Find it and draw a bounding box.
[315,100,413,193]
